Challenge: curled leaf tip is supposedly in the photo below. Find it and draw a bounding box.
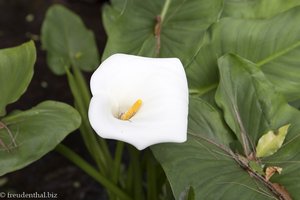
[265,166,282,181]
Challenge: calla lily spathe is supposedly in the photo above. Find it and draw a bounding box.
[88,54,188,150]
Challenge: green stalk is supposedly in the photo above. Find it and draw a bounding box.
[56,144,132,200]
[128,146,144,200]
[125,161,134,194]
[71,65,112,165]
[71,65,92,109]
[66,68,109,174]
[112,141,125,184]
[110,141,125,200]
[146,151,157,200]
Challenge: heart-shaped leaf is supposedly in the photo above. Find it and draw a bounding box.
[0,41,36,116]
[188,7,300,102]
[0,101,81,176]
[41,4,99,75]
[102,0,223,66]
[216,54,300,198]
[152,98,273,199]
[216,54,278,156]
[153,54,300,199]
[220,7,300,101]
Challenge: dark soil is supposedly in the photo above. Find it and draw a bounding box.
[0,0,109,199]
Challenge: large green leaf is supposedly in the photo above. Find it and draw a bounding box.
[215,54,293,156]
[153,54,300,199]
[41,4,99,75]
[102,0,223,66]
[152,98,273,200]
[0,101,81,176]
[188,6,300,102]
[216,54,271,155]
[221,6,300,101]
[222,0,300,19]
[153,140,273,200]
[0,41,36,116]
[216,54,300,198]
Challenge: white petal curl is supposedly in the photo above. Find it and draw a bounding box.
[88,53,188,150]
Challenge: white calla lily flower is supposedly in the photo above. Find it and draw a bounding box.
[88,54,188,150]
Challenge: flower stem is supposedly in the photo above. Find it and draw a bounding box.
[128,146,144,200]
[112,141,124,184]
[71,65,91,110]
[65,68,111,174]
[146,151,157,200]
[55,144,132,200]
[71,65,112,164]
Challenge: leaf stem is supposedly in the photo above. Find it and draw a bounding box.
[160,0,171,22]
[55,144,132,200]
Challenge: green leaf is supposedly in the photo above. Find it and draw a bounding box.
[154,54,300,199]
[216,54,300,198]
[0,101,81,176]
[188,97,235,147]
[256,124,290,158]
[188,7,300,102]
[152,98,273,200]
[0,41,36,116]
[153,140,275,199]
[41,4,99,75]
[220,6,300,101]
[102,0,223,66]
[185,24,221,94]
[216,54,281,156]
[102,0,125,34]
[153,139,275,199]
[154,56,300,198]
[222,0,300,19]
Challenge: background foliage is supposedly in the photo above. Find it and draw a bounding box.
[2,0,300,199]
[102,0,300,199]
